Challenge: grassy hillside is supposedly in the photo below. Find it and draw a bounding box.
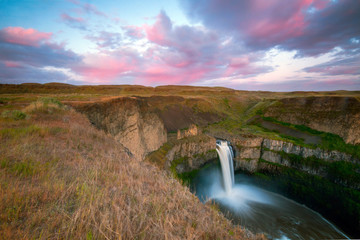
[0,98,262,239]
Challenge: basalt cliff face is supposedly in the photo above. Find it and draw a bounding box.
[261,139,356,163]
[231,136,355,167]
[229,135,359,188]
[74,97,167,159]
[146,133,218,174]
[166,134,217,173]
[264,97,360,144]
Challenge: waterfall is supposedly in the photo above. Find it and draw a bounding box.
[216,140,235,194]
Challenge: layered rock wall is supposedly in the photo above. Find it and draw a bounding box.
[232,136,357,176]
[177,124,201,140]
[264,97,360,144]
[74,97,167,159]
[166,135,217,173]
[262,139,357,163]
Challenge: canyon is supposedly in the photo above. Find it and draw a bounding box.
[71,90,360,237]
[1,83,360,238]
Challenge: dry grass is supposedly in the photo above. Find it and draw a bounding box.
[0,102,264,239]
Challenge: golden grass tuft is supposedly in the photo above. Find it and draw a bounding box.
[24,97,67,114]
[0,102,264,239]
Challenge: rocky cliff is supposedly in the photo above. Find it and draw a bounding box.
[264,97,360,144]
[166,134,217,173]
[177,124,201,139]
[232,136,357,170]
[146,134,217,174]
[261,139,357,163]
[74,97,167,159]
[227,134,360,190]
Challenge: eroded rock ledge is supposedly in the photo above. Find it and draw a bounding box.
[74,97,167,159]
[146,134,217,174]
[232,136,357,172]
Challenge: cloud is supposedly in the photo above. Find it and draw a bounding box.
[275,79,360,91]
[0,27,52,47]
[181,0,360,56]
[68,0,106,17]
[0,26,81,84]
[284,0,360,56]
[139,11,271,85]
[71,11,271,85]
[71,49,139,83]
[61,13,87,30]
[303,55,360,75]
[0,62,75,84]
[122,26,145,39]
[0,40,80,68]
[212,78,360,92]
[86,31,122,49]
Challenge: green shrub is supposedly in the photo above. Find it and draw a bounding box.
[262,116,291,126]
[1,110,27,120]
[0,97,9,104]
[38,97,63,107]
[328,161,360,185]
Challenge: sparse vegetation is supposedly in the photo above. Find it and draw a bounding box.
[24,97,66,114]
[1,110,27,120]
[259,116,360,159]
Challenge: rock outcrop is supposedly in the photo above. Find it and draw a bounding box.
[262,139,356,163]
[264,97,360,144]
[146,134,217,174]
[231,135,358,178]
[231,135,263,172]
[166,134,217,173]
[177,124,201,140]
[74,97,167,159]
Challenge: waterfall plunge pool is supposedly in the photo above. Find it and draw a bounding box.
[189,160,349,240]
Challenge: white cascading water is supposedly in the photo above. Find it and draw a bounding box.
[193,140,349,239]
[216,140,235,194]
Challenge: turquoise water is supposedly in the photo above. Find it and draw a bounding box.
[190,162,348,240]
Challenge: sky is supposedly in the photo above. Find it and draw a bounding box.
[0,0,359,91]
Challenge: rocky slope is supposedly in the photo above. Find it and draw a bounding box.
[74,97,167,159]
[264,97,360,144]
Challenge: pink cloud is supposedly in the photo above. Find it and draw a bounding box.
[0,26,81,84]
[61,13,87,30]
[139,63,209,85]
[241,0,318,44]
[182,0,354,54]
[304,55,360,76]
[61,13,85,22]
[122,26,145,39]
[0,27,52,47]
[115,11,271,85]
[68,0,106,17]
[72,51,138,83]
[144,11,172,46]
[86,31,122,49]
[3,61,22,68]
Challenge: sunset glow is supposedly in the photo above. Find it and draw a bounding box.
[0,0,359,91]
